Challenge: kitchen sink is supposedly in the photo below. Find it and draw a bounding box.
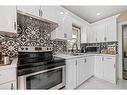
[71,53,84,56]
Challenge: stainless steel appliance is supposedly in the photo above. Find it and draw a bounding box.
[18,46,65,90]
[85,46,100,53]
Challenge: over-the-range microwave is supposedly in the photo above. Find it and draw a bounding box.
[85,46,100,53]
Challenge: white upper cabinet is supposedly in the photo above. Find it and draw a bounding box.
[40,6,60,23]
[0,6,17,33]
[17,6,41,17]
[88,24,97,43]
[89,15,117,43]
[105,16,117,42]
[51,7,72,40]
[81,24,89,43]
[96,22,106,42]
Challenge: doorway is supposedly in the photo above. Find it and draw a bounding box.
[122,25,127,80]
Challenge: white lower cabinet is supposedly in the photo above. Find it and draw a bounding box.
[103,56,116,83]
[66,59,77,89]
[94,55,116,84]
[0,81,16,90]
[0,68,17,90]
[94,56,103,79]
[77,58,87,86]
[66,56,94,89]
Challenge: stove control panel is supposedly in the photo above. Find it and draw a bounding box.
[18,46,53,52]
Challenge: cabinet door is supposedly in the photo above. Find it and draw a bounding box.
[0,81,17,90]
[77,58,86,86]
[81,25,88,43]
[94,56,103,79]
[17,6,40,17]
[87,56,94,77]
[40,6,58,22]
[105,17,117,42]
[103,56,116,83]
[96,23,106,42]
[0,6,16,33]
[88,25,97,43]
[51,7,72,40]
[66,59,77,89]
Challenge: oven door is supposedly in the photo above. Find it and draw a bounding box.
[18,66,65,90]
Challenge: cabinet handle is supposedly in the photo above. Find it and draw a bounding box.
[11,83,13,90]
[114,64,115,69]
[105,37,107,41]
[40,10,43,16]
[105,57,112,60]
[39,9,43,16]
[64,33,67,38]
[39,9,41,16]
[96,38,97,42]
[84,58,86,63]
[75,60,77,65]
[102,57,104,61]
[14,22,16,30]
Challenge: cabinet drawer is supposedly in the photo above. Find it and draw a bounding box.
[0,68,16,84]
[103,57,115,63]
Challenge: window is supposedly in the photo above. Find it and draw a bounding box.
[67,25,81,50]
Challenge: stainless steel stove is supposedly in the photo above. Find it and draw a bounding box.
[17,46,65,90]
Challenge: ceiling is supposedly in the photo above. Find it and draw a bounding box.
[63,6,127,23]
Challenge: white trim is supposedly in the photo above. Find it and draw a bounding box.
[118,20,127,80]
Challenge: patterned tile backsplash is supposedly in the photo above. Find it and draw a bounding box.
[0,13,67,58]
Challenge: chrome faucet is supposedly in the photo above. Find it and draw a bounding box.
[71,42,78,54]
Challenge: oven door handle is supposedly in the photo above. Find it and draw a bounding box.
[23,65,65,78]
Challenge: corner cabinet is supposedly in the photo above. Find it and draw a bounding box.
[94,55,116,84]
[0,6,17,33]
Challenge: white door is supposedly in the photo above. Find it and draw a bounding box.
[66,59,77,89]
[96,23,106,42]
[0,6,16,33]
[77,58,86,86]
[103,56,116,83]
[94,56,103,79]
[105,16,117,42]
[0,81,16,90]
[17,6,41,17]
